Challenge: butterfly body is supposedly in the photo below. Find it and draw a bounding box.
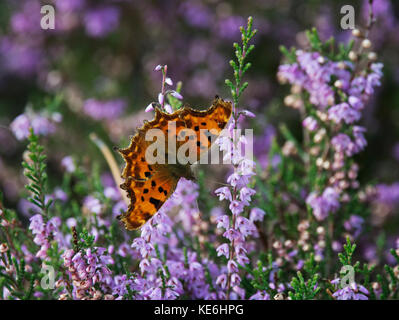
[118,98,232,230]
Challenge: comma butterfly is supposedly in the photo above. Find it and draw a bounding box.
[117,97,232,230]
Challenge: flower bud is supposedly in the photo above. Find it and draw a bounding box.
[284,95,296,107]
[349,51,358,61]
[315,254,323,262]
[368,52,377,61]
[337,61,346,70]
[284,240,293,248]
[291,84,302,94]
[273,241,282,250]
[316,226,325,235]
[322,161,330,170]
[361,39,372,49]
[316,157,324,167]
[318,240,326,248]
[274,293,285,300]
[334,80,343,89]
[352,29,361,37]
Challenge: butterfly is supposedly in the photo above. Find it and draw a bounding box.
[117,97,232,230]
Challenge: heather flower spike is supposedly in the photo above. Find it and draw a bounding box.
[2,2,399,303]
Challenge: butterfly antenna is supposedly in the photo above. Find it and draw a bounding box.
[201,178,230,187]
[89,132,129,206]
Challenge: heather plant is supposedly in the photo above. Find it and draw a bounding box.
[1,1,399,301]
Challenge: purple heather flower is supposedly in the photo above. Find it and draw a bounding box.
[55,0,85,13]
[223,228,242,242]
[61,156,76,173]
[216,244,229,258]
[145,103,154,112]
[306,187,340,221]
[249,208,266,222]
[344,215,365,238]
[216,215,230,230]
[302,116,318,131]
[83,196,102,214]
[84,6,120,38]
[331,134,351,153]
[179,2,212,29]
[83,98,126,120]
[328,102,361,124]
[348,96,364,110]
[229,200,244,216]
[250,291,270,300]
[9,114,31,141]
[53,187,68,202]
[332,280,369,300]
[375,183,399,207]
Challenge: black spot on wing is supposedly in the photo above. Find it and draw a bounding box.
[149,197,163,210]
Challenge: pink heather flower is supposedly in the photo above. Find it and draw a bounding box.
[165,77,173,86]
[229,200,244,216]
[250,291,270,300]
[216,215,230,230]
[306,187,340,221]
[226,172,242,187]
[83,196,102,214]
[239,187,256,206]
[241,110,256,118]
[170,91,183,100]
[230,273,241,286]
[216,243,229,258]
[145,103,154,112]
[10,112,57,140]
[250,208,266,222]
[10,114,30,140]
[223,228,242,242]
[302,116,318,131]
[331,134,351,153]
[164,104,173,114]
[235,216,256,237]
[216,274,228,289]
[353,126,367,152]
[158,93,164,105]
[61,156,76,173]
[154,64,162,71]
[332,280,369,300]
[348,96,364,110]
[215,187,232,202]
[227,260,238,273]
[328,102,361,124]
[235,245,249,265]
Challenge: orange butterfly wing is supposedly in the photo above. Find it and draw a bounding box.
[120,169,178,230]
[179,98,232,161]
[118,98,232,230]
